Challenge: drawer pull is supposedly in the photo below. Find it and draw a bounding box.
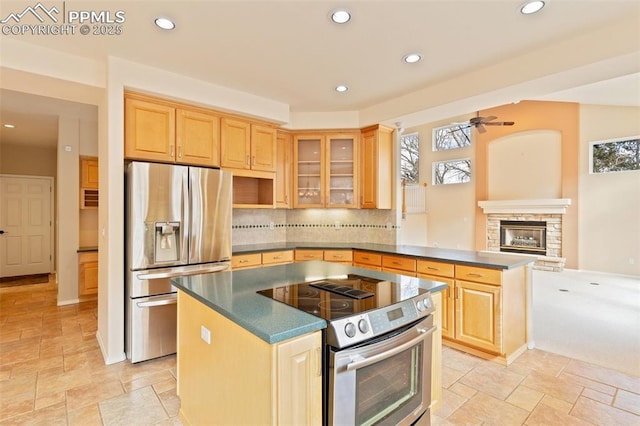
[392,261,401,265]
[239,259,249,264]
[333,255,344,259]
[273,255,282,260]
[467,273,483,278]
[362,256,370,260]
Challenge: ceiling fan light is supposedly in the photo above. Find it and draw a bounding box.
[520,1,545,15]
[335,85,349,93]
[330,9,351,24]
[155,17,175,30]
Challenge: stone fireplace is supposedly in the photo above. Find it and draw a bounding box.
[478,199,571,271]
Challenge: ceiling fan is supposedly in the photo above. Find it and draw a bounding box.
[465,115,515,133]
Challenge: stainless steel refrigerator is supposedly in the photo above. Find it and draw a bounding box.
[125,161,232,363]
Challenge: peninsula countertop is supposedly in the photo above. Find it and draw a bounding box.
[171,260,448,345]
[232,242,536,270]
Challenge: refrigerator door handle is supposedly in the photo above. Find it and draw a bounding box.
[136,263,230,280]
[136,295,178,308]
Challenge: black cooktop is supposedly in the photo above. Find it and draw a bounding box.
[257,274,428,321]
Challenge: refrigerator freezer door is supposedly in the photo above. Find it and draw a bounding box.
[127,293,178,363]
[188,167,233,264]
[126,162,189,270]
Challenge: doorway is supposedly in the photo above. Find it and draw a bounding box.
[0,175,54,278]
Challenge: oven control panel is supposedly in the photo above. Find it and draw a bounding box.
[326,294,435,348]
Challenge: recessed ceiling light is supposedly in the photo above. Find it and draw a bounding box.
[335,85,349,93]
[330,9,351,24]
[3,124,15,128]
[155,17,175,30]
[520,1,545,15]
[403,53,422,64]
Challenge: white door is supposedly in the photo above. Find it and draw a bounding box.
[0,176,53,278]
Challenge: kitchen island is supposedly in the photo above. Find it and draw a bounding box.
[172,261,448,426]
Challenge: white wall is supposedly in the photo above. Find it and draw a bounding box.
[407,114,477,250]
[56,116,80,304]
[578,105,640,276]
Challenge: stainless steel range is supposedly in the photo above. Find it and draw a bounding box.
[258,274,435,426]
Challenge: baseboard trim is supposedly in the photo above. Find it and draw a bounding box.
[96,330,127,365]
[57,298,79,306]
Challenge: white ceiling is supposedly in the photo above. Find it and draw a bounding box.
[0,0,639,147]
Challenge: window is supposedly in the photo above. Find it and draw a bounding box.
[590,136,640,173]
[433,159,471,185]
[400,132,419,183]
[432,124,471,151]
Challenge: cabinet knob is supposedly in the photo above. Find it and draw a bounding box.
[170,145,174,157]
[246,155,250,165]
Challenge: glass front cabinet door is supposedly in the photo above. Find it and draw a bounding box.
[293,133,358,208]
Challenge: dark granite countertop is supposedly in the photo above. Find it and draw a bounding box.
[171,261,448,345]
[77,247,98,253]
[232,242,536,270]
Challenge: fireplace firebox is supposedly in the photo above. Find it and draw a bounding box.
[500,220,546,255]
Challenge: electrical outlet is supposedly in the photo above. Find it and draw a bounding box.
[334,221,341,230]
[269,222,275,230]
[200,325,211,344]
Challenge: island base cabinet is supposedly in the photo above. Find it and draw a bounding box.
[177,291,321,426]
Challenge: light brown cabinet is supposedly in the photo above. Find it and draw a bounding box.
[177,291,321,426]
[80,157,99,210]
[353,251,382,271]
[221,118,276,172]
[293,132,358,209]
[382,254,416,276]
[81,158,99,189]
[232,250,294,270]
[275,131,292,208]
[417,260,454,339]
[124,94,220,167]
[360,125,393,209]
[78,251,98,298]
[417,260,526,364]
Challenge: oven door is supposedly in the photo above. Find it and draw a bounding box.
[328,316,434,426]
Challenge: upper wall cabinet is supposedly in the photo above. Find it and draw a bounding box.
[360,125,393,209]
[275,131,292,208]
[221,118,277,172]
[293,132,358,209]
[124,93,220,167]
[80,157,99,209]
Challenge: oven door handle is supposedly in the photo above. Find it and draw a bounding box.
[136,295,178,308]
[346,326,435,372]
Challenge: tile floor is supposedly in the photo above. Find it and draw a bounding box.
[1,274,639,425]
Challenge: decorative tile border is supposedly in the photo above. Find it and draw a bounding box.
[232,223,398,230]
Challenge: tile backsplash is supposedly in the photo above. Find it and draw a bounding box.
[232,208,398,246]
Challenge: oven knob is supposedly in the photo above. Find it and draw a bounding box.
[344,322,357,338]
[416,300,425,312]
[423,297,432,309]
[358,319,369,334]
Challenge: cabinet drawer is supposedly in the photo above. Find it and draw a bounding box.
[324,250,353,262]
[455,265,502,285]
[79,252,98,263]
[417,260,454,278]
[262,250,294,265]
[295,250,324,261]
[382,255,416,272]
[232,253,262,269]
[353,251,382,267]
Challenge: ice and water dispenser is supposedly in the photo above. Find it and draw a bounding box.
[154,221,181,263]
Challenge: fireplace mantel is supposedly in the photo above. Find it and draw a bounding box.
[478,199,571,214]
